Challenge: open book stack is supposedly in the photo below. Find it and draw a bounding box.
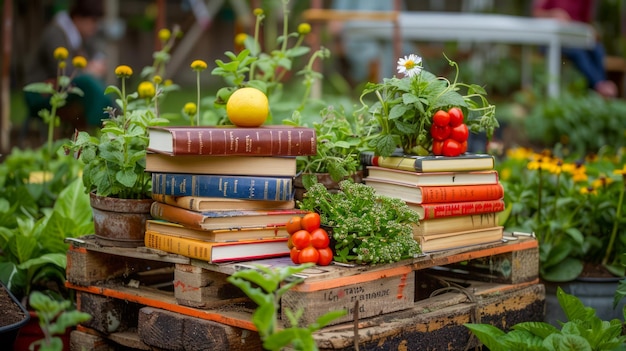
[143,125,316,263]
[361,151,505,252]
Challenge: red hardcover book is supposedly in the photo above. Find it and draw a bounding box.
[147,125,317,156]
[150,201,309,230]
[365,181,504,204]
[406,199,505,220]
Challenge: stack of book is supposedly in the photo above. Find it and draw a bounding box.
[361,151,505,252]
[143,125,317,263]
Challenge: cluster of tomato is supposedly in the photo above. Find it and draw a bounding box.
[430,107,469,157]
[286,212,333,266]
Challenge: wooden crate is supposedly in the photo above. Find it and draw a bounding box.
[66,235,542,350]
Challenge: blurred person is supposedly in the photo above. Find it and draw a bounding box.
[533,0,617,98]
[24,0,113,132]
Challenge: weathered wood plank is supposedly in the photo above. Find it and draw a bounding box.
[138,307,262,351]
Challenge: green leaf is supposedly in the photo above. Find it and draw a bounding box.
[464,323,507,350]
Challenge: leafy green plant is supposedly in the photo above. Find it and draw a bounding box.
[498,146,626,282]
[66,27,181,199]
[283,105,372,186]
[359,54,498,157]
[465,286,626,351]
[524,90,626,156]
[297,180,421,264]
[227,263,346,351]
[0,178,93,301]
[28,290,92,351]
[211,0,330,124]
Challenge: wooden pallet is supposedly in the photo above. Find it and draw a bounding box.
[65,235,542,350]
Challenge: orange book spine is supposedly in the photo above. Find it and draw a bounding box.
[421,199,505,219]
[419,183,504,203]
[150,201,205,229]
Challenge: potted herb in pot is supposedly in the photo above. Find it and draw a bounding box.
[0,281,30,349]
[67,64,170,247]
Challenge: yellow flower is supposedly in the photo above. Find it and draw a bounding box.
[592,176,613,189]
[158,28,171,42]
[153,75,162,84]
[614,164,626,175]
[164,79,173,86]
[72,56,87,69]
[183,102,197,116]
[506,147,533,160]
[53,47,68,61]
[137,81,156,99]
[580,186,597,195]
[253,8,264,16]
[58,61,66,69]
[500,168,511,181]
[298,23,311,35]
[190,60,207,71]
[115,65,133,78]
[235,33,247,46]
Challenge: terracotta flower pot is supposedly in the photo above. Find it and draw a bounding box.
[89,192,154,248]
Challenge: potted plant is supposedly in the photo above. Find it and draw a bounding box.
[67,29,181,247]
[497,145,626,322]
[358,53,499,157]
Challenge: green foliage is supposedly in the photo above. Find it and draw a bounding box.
[297,180,421,264]
[497,147,626,282]
[227,263,346,351]
[359,55,498,157]
[465,287,626,351]
[0,178,93,300]
[284,105,371,183]
[211,0,330,124]
[28,290,92,351]
[524,91,626,156]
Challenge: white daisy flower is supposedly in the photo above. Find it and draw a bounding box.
[396,54,422,78]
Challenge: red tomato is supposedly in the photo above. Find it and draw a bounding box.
[450,123,469,143]
[285,216,303,235]
[291,230,311,250]
[432,140,444,155]
[430,124,451,141]
[310,227,330,249]
[301,212,321,232]
[460,140,468,154]
[290,247,301,264]
[299,246,320,264]
[448,107,464,127]
[317,247,333,266]
[432,110,450,126]
[442,138,463,157]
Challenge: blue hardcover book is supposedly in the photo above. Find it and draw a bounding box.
[151,173,294,201]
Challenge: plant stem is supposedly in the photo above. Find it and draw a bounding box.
[603,175,625,265]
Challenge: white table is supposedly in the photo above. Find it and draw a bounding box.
[343,12,595,97]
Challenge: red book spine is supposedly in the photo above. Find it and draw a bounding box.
[163,127,316,156]
[421,199,505,219]
[420,184,504,203]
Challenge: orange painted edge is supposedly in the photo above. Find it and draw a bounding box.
[420,238,538,269]
[66,282,257,331]
[292,265,413,292]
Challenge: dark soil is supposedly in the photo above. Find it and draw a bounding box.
[0,285,26,328]
[579,262,619,279]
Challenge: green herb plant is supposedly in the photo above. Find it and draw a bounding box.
[211,0,330,124]
[360,54,498,157]
[283,105,372,187]
[465,287,626,351]
[28,290,92,351]
[227,263,346,351]
[67,28,181,199]
[297,180,421,264]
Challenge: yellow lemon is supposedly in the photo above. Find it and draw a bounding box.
[226,87,269,127]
